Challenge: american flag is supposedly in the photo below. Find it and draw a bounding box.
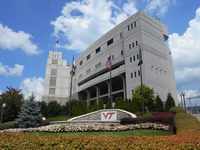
[106,55,112,69]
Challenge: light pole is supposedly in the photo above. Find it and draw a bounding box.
[180,94,183,108]
[1,103,6,123]
[181,92,186,113]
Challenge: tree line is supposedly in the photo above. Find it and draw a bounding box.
[0,85,176,123]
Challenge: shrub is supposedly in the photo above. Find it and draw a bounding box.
[0,121,16,130]
[165,93,175,111]
[174,112,200,133]
[121,114,174,125]
[170,106,185,114]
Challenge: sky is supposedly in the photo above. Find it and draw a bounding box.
[0,0,200,104]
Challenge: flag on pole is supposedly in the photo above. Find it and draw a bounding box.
[71,56,76,75]
[106,55,112,69]
[137,46,143,66]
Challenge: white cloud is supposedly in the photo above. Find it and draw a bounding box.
[0,89,2,95]
[183,89,199,98]
[0,62,24,76]
[169,7,200,90]
[145,0,175,16]
[0,23,39,55]
[20,77,44,101]
[51,0,137,52]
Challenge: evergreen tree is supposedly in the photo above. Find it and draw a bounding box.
[39,101,48,117]
[16,94,42,128]
[47,101,63,117]
[154,95,164,112]
[165,93,175,111]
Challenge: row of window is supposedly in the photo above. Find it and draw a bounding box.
[131,70,140,78]
[50,77,56,86]
[129,41,138,49]
[130,54,139,63]
[78,50,124,79]
[79,38,114,66]
[128,21,136,31]
[49,88,55,95]
[151,66,167,76]
[52,59,58,64]
[78,21,137,67]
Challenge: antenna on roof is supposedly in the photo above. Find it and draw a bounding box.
[55,40,59,52]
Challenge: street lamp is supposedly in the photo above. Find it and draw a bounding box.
[181,92,186,113]
[179,94,183,108]
[1,103,6,123]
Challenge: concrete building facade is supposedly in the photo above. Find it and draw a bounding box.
[71,11,177,104]
[43,51,71,105]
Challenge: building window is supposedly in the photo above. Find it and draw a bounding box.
[86,68,91,74]
[163,34,169,46]
[112,55,114,60]
[52,59,58,64]
[134,21,136,27]
[121,50,123,55]
[87,54,90,60]
[130,57,132,62]
[107,38,113,46]
[79,60,83,66]
[134,71,137,77]
[132,42,134,48]
[138,70,140,76]
[49,88,55,95]
[136,41,138,46]
[51,69,57,76]
[131,23,133,29]
[133,55,135,61]
[120,32,123,38]
[128,25,130,31]
[96,47,101,53]
[129,44,131,49]
[50,77,56,86]
[137,54,139,59]
[95,62,101,69]
[131,73,133,78]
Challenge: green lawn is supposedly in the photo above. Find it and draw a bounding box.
[29,129,170,137]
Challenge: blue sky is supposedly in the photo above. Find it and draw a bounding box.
[0,0,200,103]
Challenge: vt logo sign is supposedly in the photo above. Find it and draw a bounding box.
[101,111,117,121]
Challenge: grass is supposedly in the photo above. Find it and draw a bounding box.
[29,129,170,137]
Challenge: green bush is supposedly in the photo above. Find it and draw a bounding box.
[170,106,185,114]
[0,121,16,130]
[174,112,200,133]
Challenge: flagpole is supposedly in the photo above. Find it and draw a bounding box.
[139,45,144,115]
[69,57,74,117]
[109,65,112,108]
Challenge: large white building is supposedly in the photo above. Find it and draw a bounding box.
[43,51,71,105]
[43,11,177,105]
[71,11,177,104]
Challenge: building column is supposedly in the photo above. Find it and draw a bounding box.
[121,74,127,100]
[95,86,99,104]
[86,89,90,107]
